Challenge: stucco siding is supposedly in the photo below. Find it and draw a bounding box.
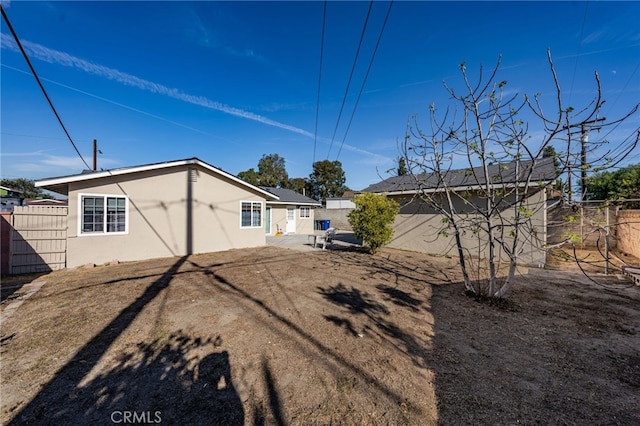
[388,191,547,266]
[268,205,315,235]
[66,165,266,267]
[269,206,286,235]
[297,207,316,234]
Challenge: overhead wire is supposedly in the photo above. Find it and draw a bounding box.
[567,0,589,106]
[313,0,328,166]
[335,0,393,161]
[601,60,640,124]
[326,0,374,160]
[3,63,226,140]
[1,5,92,171]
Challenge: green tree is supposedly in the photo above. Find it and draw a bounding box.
[288,177,309,195]
[542,145,560,171]
[257,153,289,188]
[238,154,289,188]
[237,168,261,186]
[397,157,408,176]
[0,178,46,198]
[587,163,640,205]
[308,160,349,203]
[348,193,399,254]
[542,145,563,190]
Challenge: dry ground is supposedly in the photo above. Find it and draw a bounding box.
[1,245,639,425]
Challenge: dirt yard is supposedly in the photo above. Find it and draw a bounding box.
[1,244,639,425]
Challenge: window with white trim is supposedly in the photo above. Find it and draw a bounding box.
[299,206,310,218]
[241,201,262,228]
[81,195,128,234]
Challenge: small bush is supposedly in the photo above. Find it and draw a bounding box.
[348,193,399,254]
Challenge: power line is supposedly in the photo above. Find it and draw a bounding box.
[1,5,91,170]
[568,0,589,106]
[336,0,393,161]
[603,61,640,119]
[313,0,328,166]
[326,0,374,160]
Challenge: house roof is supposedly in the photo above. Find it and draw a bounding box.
[259,187,322,206]
[35,157,279,200]
[0,185,23,196]
[362,157,557,195]
[25,198,68,206]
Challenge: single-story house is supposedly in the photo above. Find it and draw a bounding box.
[361,157,557,266]
[259,187,322,235]
[36,158,279,268]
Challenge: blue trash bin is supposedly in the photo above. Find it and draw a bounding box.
[321,220,331,230]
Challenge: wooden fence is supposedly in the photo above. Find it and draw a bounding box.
[10,206,67,274]
[1,212,11,276]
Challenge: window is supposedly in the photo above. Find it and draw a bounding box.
[299,207,310,218]
[80,195,128,235]
[241,201,262,228]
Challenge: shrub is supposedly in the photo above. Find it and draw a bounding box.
[348,193,399,254]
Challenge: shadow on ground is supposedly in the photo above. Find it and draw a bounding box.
[8,257,243,425]
[1,273,48,303]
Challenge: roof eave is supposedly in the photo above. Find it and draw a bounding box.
[35,159,279,200]
[371,180,553,196]
[267,201,322,207]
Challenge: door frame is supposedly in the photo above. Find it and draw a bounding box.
[265,206,271,234]
[286,206,296,234]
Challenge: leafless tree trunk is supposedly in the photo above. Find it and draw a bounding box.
[402,50,639,298]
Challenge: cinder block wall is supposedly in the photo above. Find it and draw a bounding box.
[315,208,353,231]
[617,210,640,259]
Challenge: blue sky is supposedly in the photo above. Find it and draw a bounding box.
[2,1,639,193]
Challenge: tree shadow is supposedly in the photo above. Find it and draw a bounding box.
[318,283,389,316]
[74,332,243,425]
[318,282,432,368]
[324,314,360,336]
[186,258,414,411]
[376,284,423,312]
[9,256,193,425]
[14,330,243,425]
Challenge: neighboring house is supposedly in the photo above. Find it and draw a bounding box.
[362,157,557,266]
[36,158,278,268]
[259,187,322,235]
[0,185,24,212]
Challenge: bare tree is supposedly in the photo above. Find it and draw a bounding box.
[402,50,639,298]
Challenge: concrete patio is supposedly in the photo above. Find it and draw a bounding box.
[266,230,362,252]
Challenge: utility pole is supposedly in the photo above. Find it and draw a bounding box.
[564,118,606,203]
[93,139,98,171]
[92,139,103,171]
[580,118,606,202]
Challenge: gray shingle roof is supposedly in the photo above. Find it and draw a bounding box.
[259,187,322,206]
[362,157,557,193]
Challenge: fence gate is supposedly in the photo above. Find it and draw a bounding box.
[11,206,67,274]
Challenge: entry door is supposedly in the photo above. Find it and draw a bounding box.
[286,207,296,233]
